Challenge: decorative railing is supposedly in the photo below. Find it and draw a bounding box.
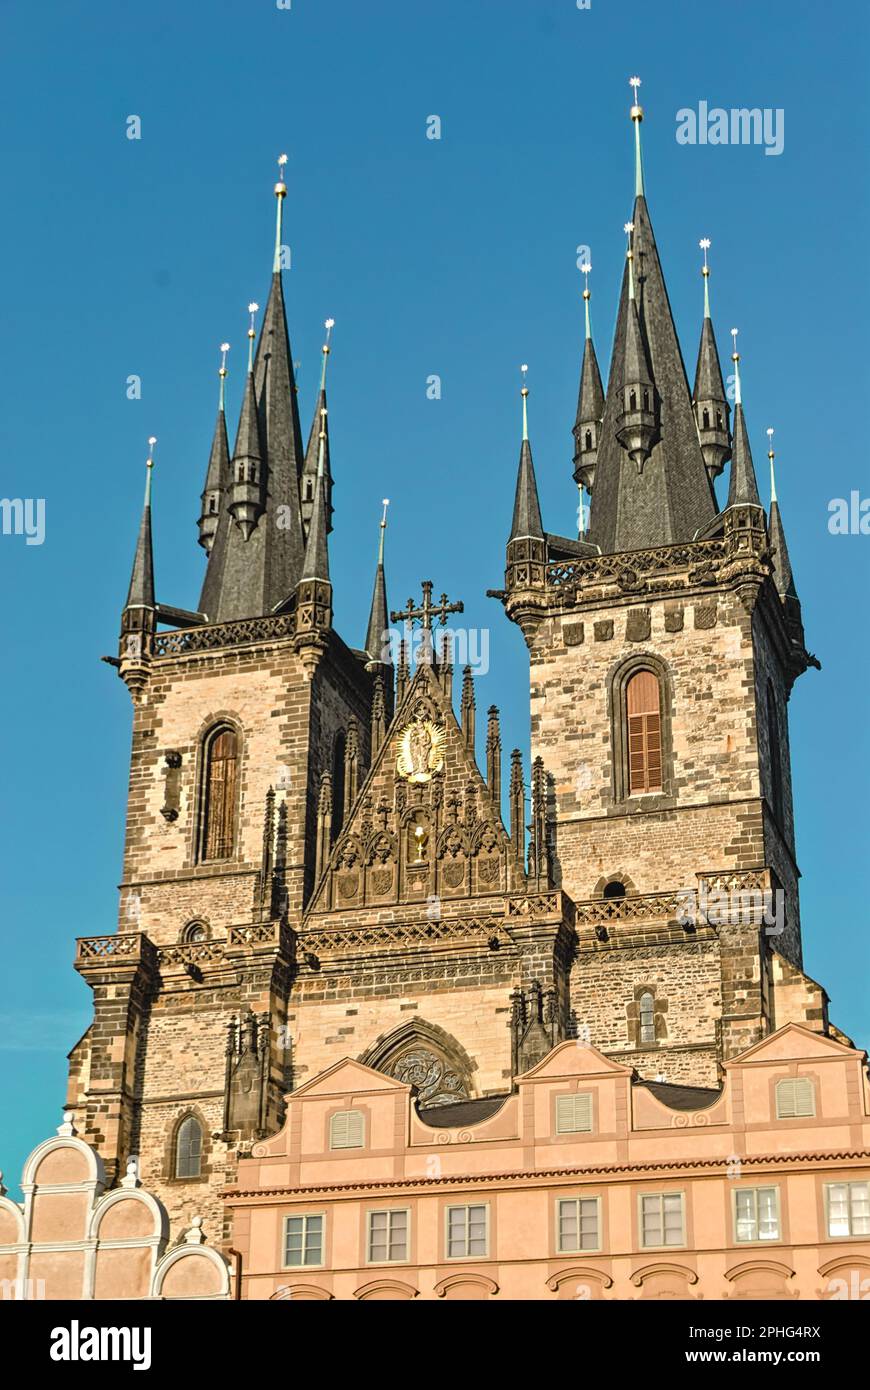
[573,871,774,932]
[546,537,727,593]
[506,892,564,919]
[76,932,147,961]
[157,942,226,968]
[301,914,500,956]
[228,922,287,949]
[154,611,297,658]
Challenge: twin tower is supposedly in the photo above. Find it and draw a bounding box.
[70,92,839,1241]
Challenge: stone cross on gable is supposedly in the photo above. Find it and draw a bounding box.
[391,580,464,632]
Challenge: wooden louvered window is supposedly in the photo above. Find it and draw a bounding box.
[202,727,238,861]
[329,1109,365,1150]
[775,1078,815,1119]
[626,671,662,794]
[555,1093,593,1135]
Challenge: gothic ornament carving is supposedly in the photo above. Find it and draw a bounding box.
[386,1047,468,1107]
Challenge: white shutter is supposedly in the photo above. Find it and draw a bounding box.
[556,1092,593,1134]
[775,1078,815,1119]
[330,1108,365,1149]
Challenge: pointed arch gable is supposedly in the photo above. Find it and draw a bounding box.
[359,1019,477,1107]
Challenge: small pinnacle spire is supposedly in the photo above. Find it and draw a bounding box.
[365,500,390,664]
[767,427,777,502]
[273,153,288,274]
[573,264,605,493]
[247,302,259,373]
[629,76,644,198]
[726,336,762,509]
[126,438,157,609]
[199,353,231,552]
[302,318,336,535]
[300,411,330,582]
[731,328,742,405]
[510,365,544,542]
[700,238,711,319]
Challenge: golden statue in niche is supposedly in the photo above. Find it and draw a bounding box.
[397,718,444,784]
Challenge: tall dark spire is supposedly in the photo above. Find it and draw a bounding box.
[198,156,307,623]
[766,430,797,599]
[364,499,390,666]
[586,80,717,554]
[692,240,731,481]
[573,269,605,495]
[302,320,335,536]
[509,368,544,542]
[226,305,266,540]
[300,407,330,583]
[615,221,657,472]
[725,331,762,509]
[198,344,231,553]
[125,439,156,611]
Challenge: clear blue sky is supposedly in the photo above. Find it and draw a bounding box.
[0,0,867,1191]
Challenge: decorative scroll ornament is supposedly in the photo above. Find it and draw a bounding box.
[387,1047,468,1107]
[396,718,445,784]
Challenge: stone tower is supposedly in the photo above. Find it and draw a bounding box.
[493,89,831,1087]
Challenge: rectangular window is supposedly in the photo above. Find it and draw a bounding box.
[557,1197,600,1253]
[775,1078,815,1119]
[446,1204,488,1259]
[367,1209,409,1264]
[640,1192,684,1248]
[826,1182,870,1238]
[284,1214,324,1268]
[555,1093,593,1135]
[734,1187,780,1243]
[626,671,662,795]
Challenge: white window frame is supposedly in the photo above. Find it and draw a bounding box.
[824,1181,870,1239]
[732,1185,781,1244]
[329,1108,365,1151]
[366,1207,411,1265]
[444,1203,490,1260]
[639,1191,686,1249]
[283,1212,326,1269]
[555,1195,601,1254]
[774,1077,815,1119]
[555,1092,594,1135]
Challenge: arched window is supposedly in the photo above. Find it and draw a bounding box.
[200,725,238,862]
[603,880,626,901]
[175,1115,203,1178]
[584,429,592,452]
[629,388,637,411]
[639,991,656,1045]
[702,407,710,429]
[179,920,209,944]
[626,670,662,794]
[767,681,784,826]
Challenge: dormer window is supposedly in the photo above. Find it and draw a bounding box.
[329,1109,365,1150]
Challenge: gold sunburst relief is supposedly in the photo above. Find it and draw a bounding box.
[396,718,445,783]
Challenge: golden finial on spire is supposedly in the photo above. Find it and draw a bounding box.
[730,328,742,405]
[581,264,592,339]
[247,302,259,372]
[629,76,644,197]
[273,153,288,273]
[320,317,335,392]
[520,363,529,441]
[378,498,390,564]
[767,427,777,503]
[700,239,712,318]
[218,342,230,411]
[145,436,156,504]
[625,221,636,298]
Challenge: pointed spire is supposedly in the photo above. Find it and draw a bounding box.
[573,265,605,494]
[365,499,391,666]
[726,330,762,508]
[461,666,476,749]
[486,705,502,807]
[766,430,797,599]
[692,240,731,481]
[509,366,544,541]
[198,344,231,552]
[300,406,330,582]
[227,304,266,540]
[616,222,657,472]
[273,153,288,274]
[126,437,157,610]
[585,91,717,553]
[302,319,335,535]
[509,749,525,864]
